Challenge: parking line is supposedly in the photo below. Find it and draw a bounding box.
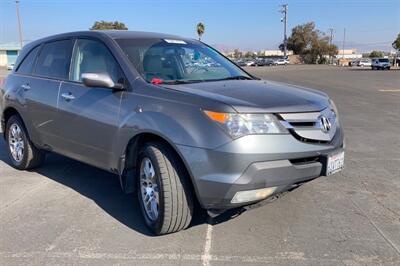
[202,223,213,266]
[378,89,400,92]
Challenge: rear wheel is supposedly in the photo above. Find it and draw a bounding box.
[137,142,193,235]
[5,115,45,170]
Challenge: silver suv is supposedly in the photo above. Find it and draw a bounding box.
[0,31,344,235]
[371,58,391,70]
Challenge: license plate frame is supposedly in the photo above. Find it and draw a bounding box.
[321,150,345,176]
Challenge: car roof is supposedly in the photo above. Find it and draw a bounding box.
[28,30,188,46]
[98,30,185,40]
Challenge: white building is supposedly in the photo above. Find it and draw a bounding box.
[259,50,293,56]
[0,43,21,67]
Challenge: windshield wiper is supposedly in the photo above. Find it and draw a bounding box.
[163,80,203,85]
[218,75,253,81]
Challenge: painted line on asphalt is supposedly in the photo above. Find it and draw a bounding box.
[378,89,400,92]
[202,223,213,266]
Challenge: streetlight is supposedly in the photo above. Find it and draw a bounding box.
[16,0,24,48]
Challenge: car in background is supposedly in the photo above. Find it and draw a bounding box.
[274,58,289,65]
[7,64,15,71]
[256,58,273,66]
[350,60,359,67]
[245,60,256,66]
[234,59,247,67]
[371,58,390,70]
[357,59,371,67]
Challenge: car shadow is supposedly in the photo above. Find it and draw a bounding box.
[0,137,224,236]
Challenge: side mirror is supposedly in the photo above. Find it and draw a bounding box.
[82,73,124,90]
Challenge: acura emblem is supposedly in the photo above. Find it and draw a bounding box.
[319,116,332,133]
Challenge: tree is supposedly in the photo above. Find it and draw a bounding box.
[196,22,205,41]
[90,21,128,30]
[244,51,255,58]
[369,50,385,58]
[281,22,338,64]
[233,49,242,59]
[392,33,400,51]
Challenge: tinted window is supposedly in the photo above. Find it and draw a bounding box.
[17,46,40,74]
[378,59,389,62]
[35,40,73,79]
[70,39,124,83]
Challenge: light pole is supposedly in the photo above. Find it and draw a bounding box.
[280,4,288,58]
[328,28,334,64]
[16,0,24,48]
[342,28,346,65]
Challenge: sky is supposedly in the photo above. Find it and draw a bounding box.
[0,0,399,52]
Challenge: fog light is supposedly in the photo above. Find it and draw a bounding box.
[231,187,277,204]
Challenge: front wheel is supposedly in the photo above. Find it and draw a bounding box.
[5,115,45,170]
[137,142,193,235]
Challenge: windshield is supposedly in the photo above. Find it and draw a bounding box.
[378,59,389,62]
[117,38,251,84]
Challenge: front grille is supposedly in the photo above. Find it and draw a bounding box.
[288,129,331,144]
[278,108,337,143]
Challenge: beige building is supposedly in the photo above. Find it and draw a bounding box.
[335,49,362,59]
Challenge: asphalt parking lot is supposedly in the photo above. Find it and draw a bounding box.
[0,65,399,265]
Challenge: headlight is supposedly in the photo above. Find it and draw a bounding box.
[329,99,339,120]
[204,110,288,138]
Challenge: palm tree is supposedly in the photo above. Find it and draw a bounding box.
[196,22,205,41]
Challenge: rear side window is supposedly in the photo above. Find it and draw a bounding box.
[35,40,73,79]
[17,46,40,74]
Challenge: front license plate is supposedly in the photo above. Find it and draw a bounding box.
[326,151,345,176]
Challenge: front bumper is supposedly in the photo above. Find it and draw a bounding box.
[177,126,344,210]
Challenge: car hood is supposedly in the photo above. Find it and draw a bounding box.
[162,80,329,113]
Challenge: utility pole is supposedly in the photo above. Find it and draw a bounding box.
[16,0,24,48]
[328,28,334,45]
[342,28,346,65]
[280,4,288,58]
[328,28,334,64]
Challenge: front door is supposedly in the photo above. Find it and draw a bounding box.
[56,38,126,169]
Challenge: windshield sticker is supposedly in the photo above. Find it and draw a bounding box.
[164,39,187,44]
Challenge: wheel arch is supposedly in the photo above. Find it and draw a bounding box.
[2,107,23,139]
[119,132,200,205]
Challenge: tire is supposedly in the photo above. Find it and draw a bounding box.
[137,142,193,235]
[5,115,45,170]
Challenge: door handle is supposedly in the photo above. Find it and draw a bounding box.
[61,92,75,101]
[21,84,30,91]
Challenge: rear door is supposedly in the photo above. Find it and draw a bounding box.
[14,40,73,147]
[56,38,125,169]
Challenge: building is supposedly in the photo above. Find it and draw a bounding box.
[259,50,293,57]
[335,49,362,59]
[0,43,21,68]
